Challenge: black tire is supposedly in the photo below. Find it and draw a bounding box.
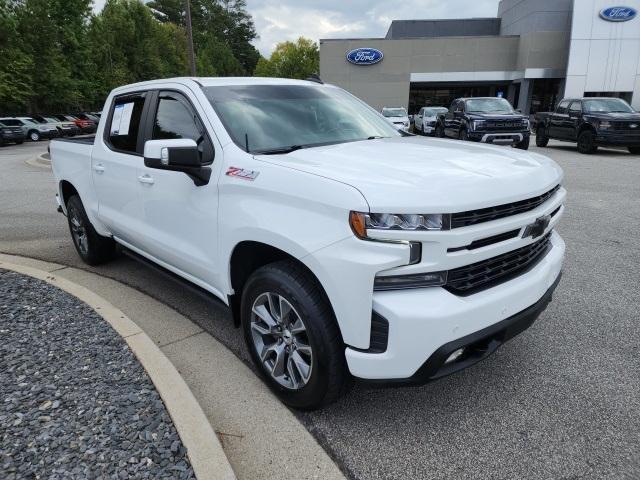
[435,123,445,138]
[628,146,640,155]
[241,260,350,410]
[66,195,116,265]
[28,130,40,142]
[16,140,23,145]
[514,136,530,150]
[577,130,597,154]
[535,127,549,147]
[459,128,469,141]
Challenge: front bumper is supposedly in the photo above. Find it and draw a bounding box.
[469,130,529,145]
[345,231,565,380]
[595,132,640,146]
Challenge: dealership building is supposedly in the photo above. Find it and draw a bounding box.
[319,0,640,114]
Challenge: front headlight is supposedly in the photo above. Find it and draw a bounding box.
[472,120,485,130]
[349,212,445,238]
[598,120,612,130]
[522,119,530,129]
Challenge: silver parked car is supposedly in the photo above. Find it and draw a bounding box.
[15,117,59,141]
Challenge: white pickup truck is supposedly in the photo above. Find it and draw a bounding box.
[50,77,565,410]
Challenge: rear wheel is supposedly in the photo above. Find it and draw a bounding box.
[577,130,597,154]
[66,195,116,265]
[628,146,640,155]
[28,130,40,142]
[535,127,549,147]
[241,260,350,410]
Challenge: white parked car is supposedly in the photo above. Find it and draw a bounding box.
[50,77,565,410]
[414,106,448,135]
[381,107,410,131]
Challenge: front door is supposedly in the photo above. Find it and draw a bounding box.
[135,89,220,288]
[549,100,570,139]
[92,92,148,245]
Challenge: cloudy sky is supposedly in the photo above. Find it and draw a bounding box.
[93,0,501,56]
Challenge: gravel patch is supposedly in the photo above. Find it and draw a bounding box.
[0,270,195,479]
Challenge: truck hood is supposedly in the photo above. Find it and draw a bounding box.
[257,136,563,212]
[467,112,527,121]
[586,112,640,121]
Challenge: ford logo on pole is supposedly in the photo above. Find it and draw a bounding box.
[346,48,384,66]
[600,6,637,21]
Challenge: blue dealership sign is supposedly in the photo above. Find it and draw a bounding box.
[346,48,384,65]
[599,6,637,21]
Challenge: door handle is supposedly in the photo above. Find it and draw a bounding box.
[93,163,105,173]
[138,174,154,185]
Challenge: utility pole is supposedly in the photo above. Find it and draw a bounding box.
[185,0,197,76]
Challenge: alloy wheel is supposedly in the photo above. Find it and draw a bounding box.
[250,292,313,390]
[69,207,88,255]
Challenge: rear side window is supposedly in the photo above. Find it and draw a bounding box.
[556,100,570,114]
[108,95,146,154]
[569,101,582,113]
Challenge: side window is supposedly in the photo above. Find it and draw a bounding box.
[569,101,582,114]
[152,92,214,164]
[108,94,146,153]
[556,100,570,114]
[455,102,464,113]
[419,108,424,116]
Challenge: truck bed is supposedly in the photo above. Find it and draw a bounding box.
[52,135,96,145]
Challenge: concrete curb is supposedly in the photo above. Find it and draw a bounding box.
[25,152,51,169]
[0,258,237,480]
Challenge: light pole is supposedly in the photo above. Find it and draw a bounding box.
[185,0,197,76]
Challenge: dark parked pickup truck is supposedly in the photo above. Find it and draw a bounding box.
[435,97,530,150]
[535,97,640,154]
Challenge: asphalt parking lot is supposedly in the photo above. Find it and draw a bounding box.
[1,139,639,479]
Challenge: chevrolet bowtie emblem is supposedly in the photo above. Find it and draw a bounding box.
[523,215,551,239]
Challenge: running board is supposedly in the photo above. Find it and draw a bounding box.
[120,247,231,315]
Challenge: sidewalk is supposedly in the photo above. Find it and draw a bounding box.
[0,253,347,480]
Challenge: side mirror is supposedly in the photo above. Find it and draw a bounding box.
[144,139,211,186]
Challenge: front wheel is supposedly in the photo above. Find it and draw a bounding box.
[241,260,350,410]
[66,195,116,265]
[628,146,640,155]
[29,130,40,142]
[577,130,597,154]
[514,136,530,150]
[435,124,445,138]
[459,129,469,141]
[536,127,549,147]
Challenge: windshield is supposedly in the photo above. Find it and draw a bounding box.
[382,108,407,118]
[423,107,448,117]
[583,98,634,113]
[465,98,514,114]
[204,85,400,154]
[0,119,22,126]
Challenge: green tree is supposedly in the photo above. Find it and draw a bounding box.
[254,37,319,80]
[148,0,260,74]
[0,0,34,113]
[86,0,189,105]
[14,0,93,112]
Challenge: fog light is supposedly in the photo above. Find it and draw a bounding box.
[445,348,464,364]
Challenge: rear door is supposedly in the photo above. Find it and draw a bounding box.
[92,92,149,244]
[549,100,570,139]
[134,89,219,286]
[567,101,583,141]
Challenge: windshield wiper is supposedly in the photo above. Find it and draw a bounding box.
[367,135,385,140]
[253,145,306,155]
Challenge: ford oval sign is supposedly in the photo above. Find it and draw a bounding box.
[346,48,383,66]
[600,6,637,21]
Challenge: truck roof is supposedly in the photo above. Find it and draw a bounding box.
[111,76,332,94]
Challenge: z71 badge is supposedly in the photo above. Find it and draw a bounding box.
[226,167,260,180]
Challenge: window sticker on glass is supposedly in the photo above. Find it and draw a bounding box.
[110,102,135,136]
